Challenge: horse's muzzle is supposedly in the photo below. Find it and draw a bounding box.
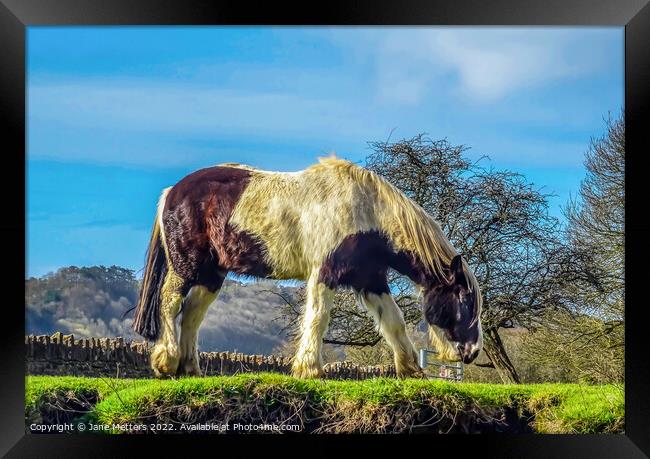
[457,343,480,364]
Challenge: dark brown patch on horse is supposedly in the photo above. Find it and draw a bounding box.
[390,248,436,287]
[163,166,272,294]
[318,230,439,295]
[318,231,402,294]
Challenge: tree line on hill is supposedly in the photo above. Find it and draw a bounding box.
[25,266,295,355]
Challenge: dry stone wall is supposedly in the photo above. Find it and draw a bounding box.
[25,333,397,379]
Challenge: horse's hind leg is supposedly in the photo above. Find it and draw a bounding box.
[291,271,335,379]
[150,268,185,378]
[361,292,424,378]
[177,283,222,376]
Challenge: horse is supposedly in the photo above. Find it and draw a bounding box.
[132,156,482,379]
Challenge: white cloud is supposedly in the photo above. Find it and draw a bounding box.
[360,28,616,104]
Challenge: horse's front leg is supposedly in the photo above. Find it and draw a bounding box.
[361,292,424,378]
[291,272,335,379]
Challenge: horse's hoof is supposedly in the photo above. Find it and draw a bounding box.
[151,344,180,378]
[412,368,427,379]
[396,362,426,379]
[291,363,324,379]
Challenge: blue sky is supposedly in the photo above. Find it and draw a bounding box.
[26,27,623,278]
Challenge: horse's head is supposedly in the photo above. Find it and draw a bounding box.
[422,255,482,364]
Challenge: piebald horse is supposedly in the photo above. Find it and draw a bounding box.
[133,157,482,378]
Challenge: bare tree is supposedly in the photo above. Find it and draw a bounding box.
[565,114,624,321]
[522,113,625,385]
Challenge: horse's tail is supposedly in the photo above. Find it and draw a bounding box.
[132,187,172,341]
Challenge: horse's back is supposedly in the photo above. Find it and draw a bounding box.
[230,160,381,278]
[162,160,381,285]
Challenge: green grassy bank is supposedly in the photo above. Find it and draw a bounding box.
[26,374,623,434]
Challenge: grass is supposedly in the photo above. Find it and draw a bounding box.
[25,375,144,426]
[25,373,624,434]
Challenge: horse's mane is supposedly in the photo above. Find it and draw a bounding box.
[314,156,479,297]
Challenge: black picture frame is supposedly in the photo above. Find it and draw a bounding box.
[2,0,648,456]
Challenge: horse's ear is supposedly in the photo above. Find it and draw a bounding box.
[450,255,468,288]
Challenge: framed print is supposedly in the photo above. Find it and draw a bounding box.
[2,0,648,456]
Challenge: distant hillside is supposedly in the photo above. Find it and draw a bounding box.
[25,266,298,355]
